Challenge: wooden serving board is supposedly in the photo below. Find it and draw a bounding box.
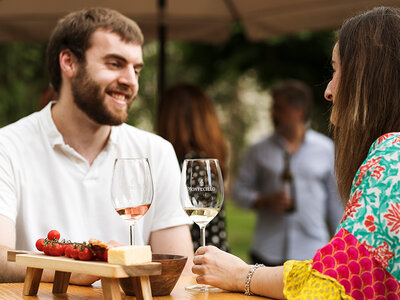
[7,250,162,300]
[10,251,161,278]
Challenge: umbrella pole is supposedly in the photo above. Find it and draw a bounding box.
[158,0,166,101]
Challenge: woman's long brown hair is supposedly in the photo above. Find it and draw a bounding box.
[156,83,228,175]
[334,7,400,201]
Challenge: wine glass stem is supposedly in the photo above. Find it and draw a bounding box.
[199,225,206,247]
[130,223,135,246]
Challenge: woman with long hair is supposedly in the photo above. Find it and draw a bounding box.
[191,7,400,299]
[156,83,229,252]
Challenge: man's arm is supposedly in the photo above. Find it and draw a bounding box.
[324,152,344,235]
[254,190,293,212]
[325,171,345,234]
[0,215,25,283]
[233,146,288,211]
[231,147,261,209]
[149,225,194,275]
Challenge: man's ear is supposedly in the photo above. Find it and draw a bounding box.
[59,49,78,78]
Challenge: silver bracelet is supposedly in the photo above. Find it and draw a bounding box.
[244,263,265,296]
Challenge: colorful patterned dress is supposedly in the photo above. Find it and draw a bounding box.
[283,133,400,299]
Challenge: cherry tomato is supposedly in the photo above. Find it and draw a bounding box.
[92,246,107,261]
[64,244,74,258]
[58,243,66,256]
[78,247,94,261]
[47,230,60,241]
[70,245,80,260]
[35,238,45,252]
[43,243,52,255]
[49,243,63,256]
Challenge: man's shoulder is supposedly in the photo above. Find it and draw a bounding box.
[306,129,334,149]
[249,134,276,149]
[0,112,41,143]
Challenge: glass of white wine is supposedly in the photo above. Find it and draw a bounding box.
[181,158,224,292]
[111,158,154,245]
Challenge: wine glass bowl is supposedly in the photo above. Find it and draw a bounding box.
[182,159,224,211]
[111,158,154,245]
[181,158,224,292]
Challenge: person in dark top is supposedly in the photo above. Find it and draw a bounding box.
[156,83,229,252]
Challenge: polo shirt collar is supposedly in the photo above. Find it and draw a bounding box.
[39,101,120,148]
[108,124,119,146]
[39,101,64,147]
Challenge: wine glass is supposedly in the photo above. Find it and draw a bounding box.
[111,158,154,245]
[180,158,224,292]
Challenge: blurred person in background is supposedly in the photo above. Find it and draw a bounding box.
[156,83,229,252]
[232,79,343,266]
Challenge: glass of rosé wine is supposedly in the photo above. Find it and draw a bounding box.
[111,158,154,245]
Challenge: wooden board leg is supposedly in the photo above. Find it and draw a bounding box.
[101,277,122,300]
[23,267,43,296]
[129,276,152,300]
[52,271,71,294]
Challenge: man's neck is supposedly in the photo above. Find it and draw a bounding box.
[281,124,306,154]
[51,96,111,165]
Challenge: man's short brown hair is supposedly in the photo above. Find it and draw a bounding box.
[47,7,144,93]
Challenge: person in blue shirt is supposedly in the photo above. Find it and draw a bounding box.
[232,79,344,266]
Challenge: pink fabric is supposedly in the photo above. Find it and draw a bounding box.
[312,228,400,299]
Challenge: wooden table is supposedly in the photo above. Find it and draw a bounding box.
[0,275,269,299]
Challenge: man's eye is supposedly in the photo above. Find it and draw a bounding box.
[108,62,121,68]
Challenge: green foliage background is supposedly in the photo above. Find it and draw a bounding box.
[0,43,48,126]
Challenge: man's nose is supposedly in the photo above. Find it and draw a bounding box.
[118,66,138,89]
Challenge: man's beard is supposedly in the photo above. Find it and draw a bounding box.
[71,64,133,126]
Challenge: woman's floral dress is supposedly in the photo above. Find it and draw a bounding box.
[283,133,400,299]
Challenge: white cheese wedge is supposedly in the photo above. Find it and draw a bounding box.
[107,245,152,265]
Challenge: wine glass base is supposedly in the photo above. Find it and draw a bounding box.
[185,284,223,293]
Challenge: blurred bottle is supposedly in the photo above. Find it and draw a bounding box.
[281,149,296,213]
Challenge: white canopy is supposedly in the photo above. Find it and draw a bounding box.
[1,0,399,43]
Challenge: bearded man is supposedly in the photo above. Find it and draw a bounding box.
[0,7,193,284]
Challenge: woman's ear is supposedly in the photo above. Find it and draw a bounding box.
[59,49,77,78]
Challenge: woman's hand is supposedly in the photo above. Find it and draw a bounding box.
[192,246,249,292]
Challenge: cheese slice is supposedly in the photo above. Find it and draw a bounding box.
[107,245,152,265]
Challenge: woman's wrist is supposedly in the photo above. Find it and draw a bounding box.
[234,264,251,292]
[244,263,265,295]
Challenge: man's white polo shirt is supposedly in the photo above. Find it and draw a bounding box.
[0,102,190,250]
